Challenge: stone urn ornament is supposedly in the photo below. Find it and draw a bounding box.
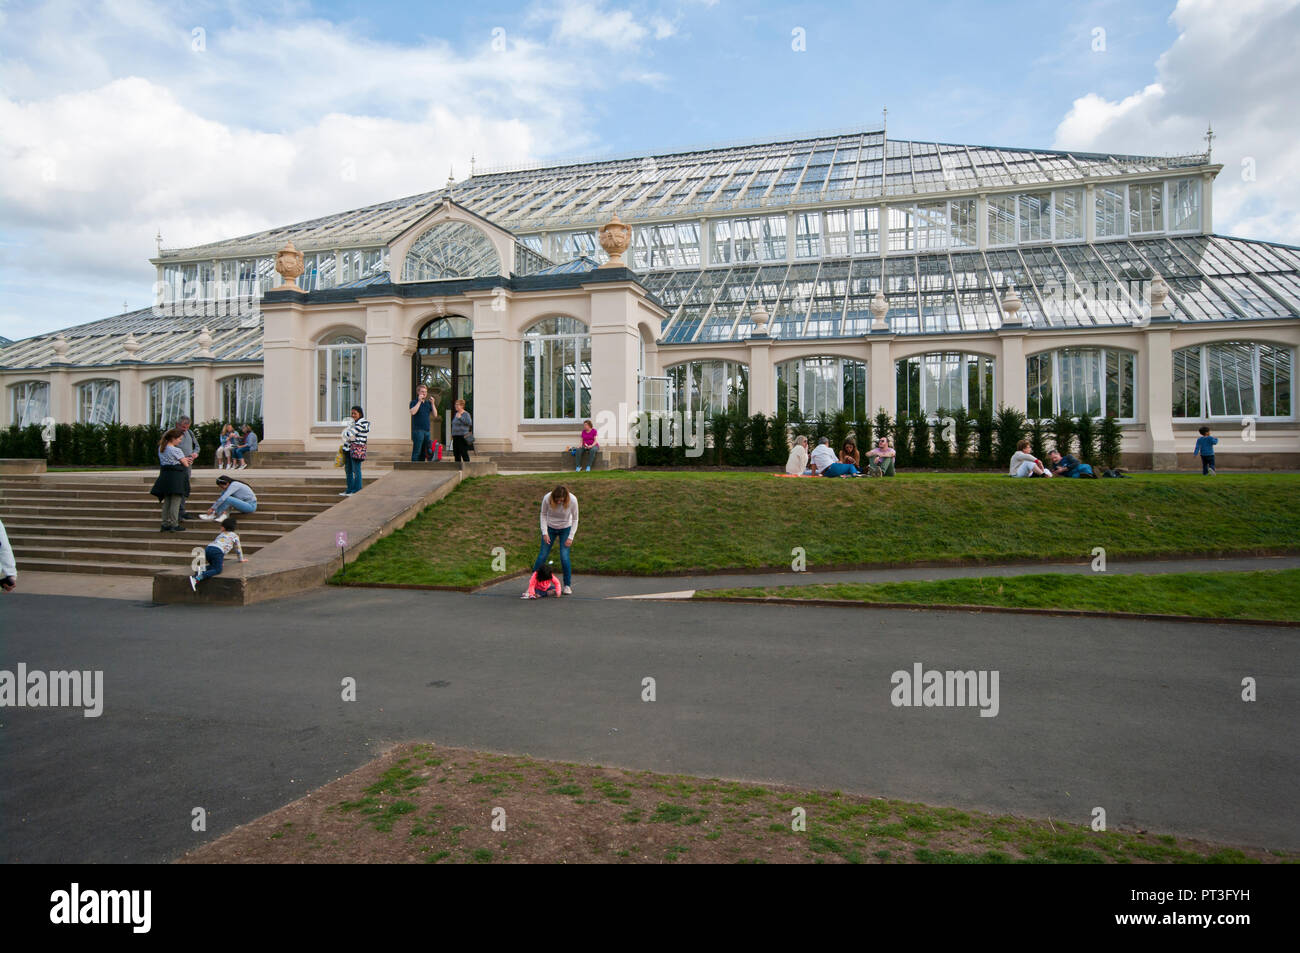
[1000,284,1024,326]
[598,212,632,268]
[869,290,889,331]
[272,240,307,292]
[750,302,770,335]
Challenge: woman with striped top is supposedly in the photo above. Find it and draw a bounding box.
[340,405,370,496]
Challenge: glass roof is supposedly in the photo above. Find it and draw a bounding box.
[649,235,1300,342]
[160,129,1209,260]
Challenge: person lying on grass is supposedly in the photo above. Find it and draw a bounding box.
[1048,449,1097,478]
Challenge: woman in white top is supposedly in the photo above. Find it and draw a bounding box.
[340,405,370,496]
[785,435,809,475]
[531,484,579,594]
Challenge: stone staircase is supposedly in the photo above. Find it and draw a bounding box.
[0,473,372,578]
[253,448,634,471]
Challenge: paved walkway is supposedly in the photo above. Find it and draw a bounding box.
[478,554,1300,600]
[2,582,1296,862]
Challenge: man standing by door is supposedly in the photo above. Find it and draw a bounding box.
[409,384,438,462]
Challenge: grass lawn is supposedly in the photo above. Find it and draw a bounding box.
[698,568,1300,622]
[178,743,1289,864]
[333,471,1300,588]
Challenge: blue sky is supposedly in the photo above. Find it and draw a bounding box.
[2,0,1296,339]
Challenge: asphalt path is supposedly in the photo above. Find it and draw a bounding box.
[1,583,1296,862]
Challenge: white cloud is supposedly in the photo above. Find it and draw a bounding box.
[0,0,692,338]
[1054,0,1300,244]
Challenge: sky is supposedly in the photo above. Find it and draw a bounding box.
[2,0,1298,339]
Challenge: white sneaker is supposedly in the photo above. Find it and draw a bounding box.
[189,575,198,592]
[238,462,247,470]
[521,591,532,599]
[199,513,215,521]
[339,491,350,496]
[563,585,572,595]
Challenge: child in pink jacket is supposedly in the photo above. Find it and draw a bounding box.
[521,565,562,599]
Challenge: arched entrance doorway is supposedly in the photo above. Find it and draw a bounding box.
[413,316,473,449]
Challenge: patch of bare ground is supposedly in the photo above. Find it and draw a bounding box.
[178,743,1292,865]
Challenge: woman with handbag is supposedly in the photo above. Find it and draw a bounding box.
[340,405,370,496]
[451,398,473,462]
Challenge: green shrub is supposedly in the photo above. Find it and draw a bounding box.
[953,412,973,466]
[1050,413,1075,457]
[1098,416,1124,469]
[993,405,1027,465]
[910,414,931,468]
[975,405,995,464]
[1028,416,1048,461]
[931,411,952,469]
[1074,415,1098,464]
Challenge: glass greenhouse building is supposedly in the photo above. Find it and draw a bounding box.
[2,126,1297,468]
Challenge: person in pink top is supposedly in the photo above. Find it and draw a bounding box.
[521,564,562,599]
[567,419,600,471]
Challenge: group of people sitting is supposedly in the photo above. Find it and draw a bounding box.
[1008,440,1098,478]
[785,435,897,477]
[214,424,259,470]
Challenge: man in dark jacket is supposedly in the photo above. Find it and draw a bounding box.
[175,416,200,517]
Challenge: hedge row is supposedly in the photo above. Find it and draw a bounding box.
[0,419,263,468]
[634,407,1123,469]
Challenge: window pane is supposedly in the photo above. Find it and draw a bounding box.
[987,195,1016,245]
[1019,192,1051,243]
[1095,186,1125,238]
[12,381,50,428]
[1169,178,1201,231]
[1053,188,1084,241]
[1026,353,1052,420]
[1206,342,1255,416]
[1258,344,1291,417]
[78,380,119,424]
[1129,183,1163,234]
[1172,346,1201,418]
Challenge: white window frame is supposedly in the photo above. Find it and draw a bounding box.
[220,375,264,423]
[521,318,591,423]
[77,379,119,424]
[315,336,366,426]
[1173,342,1294,421]
[146,377,194,428]
[10,380,50,428]
[1026,348,1137,422]
[896,352,996,419]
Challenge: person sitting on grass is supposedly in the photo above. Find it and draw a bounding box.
[1194,425,1218,475]
[1048,449,1097,478]
[840,439,861,470]
[865,437,897,477]
[189,517,246,591]
[785,435,809,475]
[808,436,838,475]
[1009,439,1050,477]
[821,439,860,477]
[521,564,562,599]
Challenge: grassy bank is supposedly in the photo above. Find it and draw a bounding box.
[180,743,1287,864]
[333,472,1300,588]
[698,568,1300,623]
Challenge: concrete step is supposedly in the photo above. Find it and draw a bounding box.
[0,489,350,504]
[12,544,260,566]
[3,523,282,544]
[0,503,328,520]
[0,513,315,531]
[9,535,266,556]
[16,557,173,577]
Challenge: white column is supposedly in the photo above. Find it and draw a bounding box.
[469,295,513,454]
[998,330,1028,412]
[259,300,310,452]
[1143,325,1177,469]
[869,336,894,418]
[747,335,774,416]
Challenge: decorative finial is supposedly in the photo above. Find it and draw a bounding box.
[196,326,215,358]
[470,153,476,177]
[749,301,770,334]
[597,211,632,269]
[155,229,163,254]
[52,333,69,360]
[1000,284,1024,326]
[1204,123,1215,160]
[446,166,455,196]
[882,105,887,133]
[271,240,307,292]
[1149,274,1172,321]
[123,332,140,357]
[869,289,889,331]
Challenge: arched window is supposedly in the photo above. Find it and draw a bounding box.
[77,380,119,424]
[403,222,501,281]
[522,317,590,420]
[776,357,867,418]
[10,380,49,428]
[896,352,995,418]
[1173,341,1293,419]
[220,376,263,423]
[1026,348,1135,421]
[147,377,194,428]
[317,334,365,425]
[665,361,748,417]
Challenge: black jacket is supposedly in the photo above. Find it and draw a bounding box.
[150,464,190,499]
